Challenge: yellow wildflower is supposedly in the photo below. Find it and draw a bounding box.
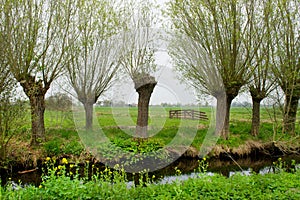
[58,165,63,170]
[175,167,181,175]
[46,157,51,161]
[39,185,42,189]
[62,158,68,164]
[203,157,206,161]
[70,164,74,168]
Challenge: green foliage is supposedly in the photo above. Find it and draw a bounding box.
[44,139,62,155]
[272,158,297,173]
[197,158,209,173]
[40,128,80,156]
[64,141,84,156]
[0,89,27,160]
[113,138,164,153]
[94,138,169,168]
[44,110,74,129]
[43,130,83,156]
[59,130,78,139]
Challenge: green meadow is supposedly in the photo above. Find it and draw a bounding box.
[38,106,300,158]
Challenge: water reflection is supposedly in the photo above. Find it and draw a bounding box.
[157,172,215,185]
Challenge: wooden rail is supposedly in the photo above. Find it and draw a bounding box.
[169,109,208,120]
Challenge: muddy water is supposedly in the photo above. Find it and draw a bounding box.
[1,154,300,187]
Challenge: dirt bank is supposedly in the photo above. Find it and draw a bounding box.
[201,140,299,159]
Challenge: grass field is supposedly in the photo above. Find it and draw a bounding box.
[44,105,288,128]
[37,106,300,159]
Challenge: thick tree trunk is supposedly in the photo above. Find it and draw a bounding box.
[283,94,299,135]
[220,95,233,140]
[29,94,46,146]
[219,84,241,140]
[249,86,266,137]
[251,98,262,137]
[136,83,156,138]
[215,92,227,136]
[133,74,157,139]
[84,102,94,131]
[20,78,48,146]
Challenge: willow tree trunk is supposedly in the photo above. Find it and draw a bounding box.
[20,79,48,146]
[220,95,234,140]
[29,94,46,146]
[283,94,299,135]
[84,102,94,131]
[215,93,227,136]
[251,98,262,137]
[134,74,157,139]
[250,86,266,137]
[135,83,156,138]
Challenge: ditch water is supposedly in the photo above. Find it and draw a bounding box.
[1,154,300,187]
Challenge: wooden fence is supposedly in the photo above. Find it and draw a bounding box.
[169,109,208,120]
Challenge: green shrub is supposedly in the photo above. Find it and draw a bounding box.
[60,130,77,139]
[44,139,62,155]
[63,141,84,155]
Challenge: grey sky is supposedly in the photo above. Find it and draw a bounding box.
[105,56,199,105]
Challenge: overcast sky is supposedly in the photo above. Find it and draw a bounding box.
[101,50,199,105]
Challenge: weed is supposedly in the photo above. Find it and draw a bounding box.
[197,157,209,173]
[44,139,62,155]
[63,141,84,155]
[272,158,298,173]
